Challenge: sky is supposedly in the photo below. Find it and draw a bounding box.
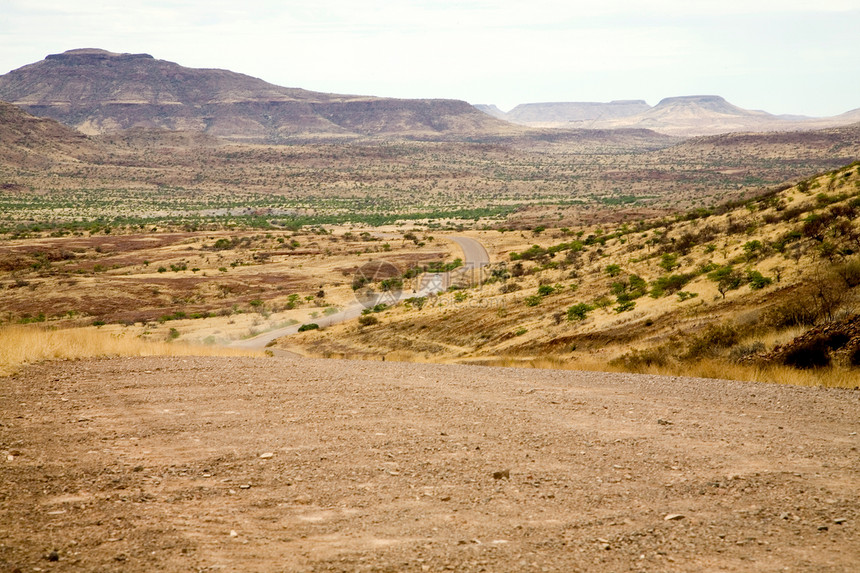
[1,0,858,117]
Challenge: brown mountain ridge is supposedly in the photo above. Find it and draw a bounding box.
[0,49,524,142]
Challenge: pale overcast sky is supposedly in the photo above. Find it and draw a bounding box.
[1,0,858,116]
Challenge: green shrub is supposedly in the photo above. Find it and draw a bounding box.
[524,295,542,307]
[605,264,622,277]
[746,270,773,290]
[742,240,763,261]
[567,303,593,321]
[677,291,698,301]
[298,323,320,332]
[659,253,679,272]
[708,266,744,298]
[650,273,694,297]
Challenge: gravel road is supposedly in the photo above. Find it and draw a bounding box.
[1,355,858,571]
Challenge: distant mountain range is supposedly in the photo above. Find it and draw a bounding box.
[0,49,524,142]
[479,95,860,136]
[1,49,858,141]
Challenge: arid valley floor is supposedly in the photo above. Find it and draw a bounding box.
[2,49,860,572]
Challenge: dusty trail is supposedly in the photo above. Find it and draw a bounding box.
[1,355,858,572]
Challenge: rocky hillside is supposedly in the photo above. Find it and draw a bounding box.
[285,162,860,381]
[0,100,93,168]
[0,49,521,142]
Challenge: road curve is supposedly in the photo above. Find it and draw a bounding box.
[230,235,489,349]
[449,236,490,266]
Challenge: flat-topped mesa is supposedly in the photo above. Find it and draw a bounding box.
[652,95,742,113]
[45,49,154,63]
[0,48,522,141]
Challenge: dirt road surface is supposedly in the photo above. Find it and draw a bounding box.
[1,355,858,572]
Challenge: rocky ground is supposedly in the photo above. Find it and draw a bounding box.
[1,355,858,572]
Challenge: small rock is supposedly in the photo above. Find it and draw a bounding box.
[664,514,685,521]
[657,419,673,426]
[834,518,848,524]
[239,484,251,489]
[259,452,274,459]
[492,469,510,480]
[230,530,238,537]
[440,496,451,502]
[817,525,829,531]
[44,550,59,562]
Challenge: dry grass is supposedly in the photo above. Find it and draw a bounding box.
[625,359,858,389]
[0,325,262,377]
[469,355,858,389]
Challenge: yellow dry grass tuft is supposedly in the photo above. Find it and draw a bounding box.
[0,325,262,376]
[472,355,858,389]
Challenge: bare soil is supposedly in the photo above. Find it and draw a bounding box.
[1,355,858,572]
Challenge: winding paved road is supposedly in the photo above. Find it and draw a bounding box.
[230,236,489,349]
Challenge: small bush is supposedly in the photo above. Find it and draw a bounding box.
[746,270,773,290]
[767,297,819,328]
[835,259,860,288]
[677,291,698,301]
[357,315,378,327]
[567,303,593,321]
[298,323,319,332]
[728,341,766,363]
[659,253,679,272]
[684,324,740,360]
[524,295,542,307]
[614,348,669,369]
[651,273,694,297]
[708,266,744,298]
